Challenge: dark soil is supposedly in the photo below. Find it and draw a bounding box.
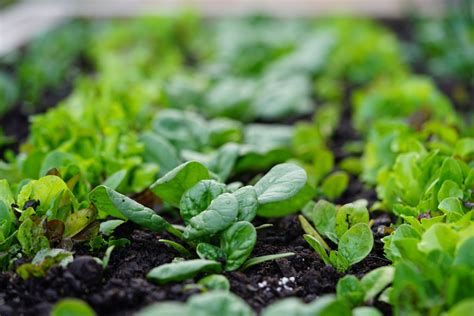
[0,212,393,316]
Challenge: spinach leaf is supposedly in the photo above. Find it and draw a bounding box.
[187,291,254,316]
[151,161,211,207]
[255,163,314,217]
[338,223,374,266]
[89,185,172,233]
[221,221,256,271]
[321,171,349,200]
[147,259,222,284]
[335,201,369,238]
[197,274,230,291]
[136,302,187,316]
[336,275,365,307]
[196,243,226,261]
[51,298,95,316]
[140,132,182,176]
[307,200,338,243]
[180,180,227,224]
[152,109,209,151]
[232,186,259,222]
[183,193,238,240]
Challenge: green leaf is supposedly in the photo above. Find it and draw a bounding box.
[64,208,96,238]
[17,175,76,216]
[306,294,351,315]
[99,219,125,236]
[147,259,222,284]
[221,221,256,271]
[206,143,240,182]
[209,118,243,148]
[329,250,351,272]
[312,149,335,184]
[439,157,463,185]
[102,170,127,190]
[160,239,192,258]
[180,180,227,224]
[17,217,49,257]
[0,179,15,206]
[383,224,420,260]
[39,151,75,177]
[438,197,464,221]
[196,243,226,261]
[335,201,369,238]
[418,223,459,256]
[140,132,181,176]
[448,299,474,316]
[321,171,349,200]
[298,215,330,250]
[336,275,365,307]
[360,266,394,301]
[437,180,463,202]
[151,161,211,207]
[51,299,95,316]
[89,186,171,232]
[255,163,307,204]
[17,248,73,279]
[454,138,474,159]
[232,186,259,222]
[0,201,15,241]
[261,298,310,316]
[153,109,209,151]
[136,302,186,316]
[197,274,230,291]
[308,200,338,243]
[453,236,474,269]
[255,163,314,217]
[183,193,238,240]
[187,291,254,316]
[204,78,256,122]
[338,223,373,266]
[253,75,312,120]
[353,307,383,316]
[304,234,331,265]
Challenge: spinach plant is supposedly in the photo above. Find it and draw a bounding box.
[90,161,308,281]
[300,200,374,272]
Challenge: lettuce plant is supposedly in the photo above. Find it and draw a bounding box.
[382,213,474,315]
[353,76,458,135]
[0,176,98,270]
[377,150,473,219]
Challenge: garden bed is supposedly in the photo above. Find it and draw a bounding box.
[0,10,472,316]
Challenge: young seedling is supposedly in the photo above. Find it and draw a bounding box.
[90,161,308,281]
[300,200,374,272]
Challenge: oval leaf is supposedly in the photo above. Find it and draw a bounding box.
[147,259,221,284]
[221,221,257,271]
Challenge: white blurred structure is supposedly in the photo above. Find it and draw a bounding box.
[0,0,448,56]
